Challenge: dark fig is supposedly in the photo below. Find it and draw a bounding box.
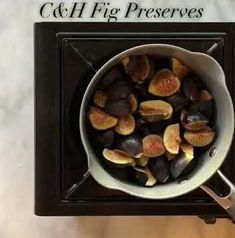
[189,101,215,119]
[122,55,151,84]
[97,130,115,148]
[165,151,176,161]
[139,100,173,122]
[181,110,209,131]
[147,121,171,135]
[170,57,189,80]
[106,80,132,100]
[170,152,194,178]
[143,134,165,158]
[148,69,181,96]
[135,156,149,167]
[184,126,215,147]
[116,134,143,158]
[149,157,170,183]
[89,106,118,130]
[163,123,181,154]
[182,77,200,102]
[132,167,157,187]
[105,99,130,117]
[108,167,131,181]
[93,90,107,108]
[114,114,135,135]
[128,94,138,113]
[200,90,213,101]
[103,148,135,167]
[98,66,124,89]
[166,94,187,112]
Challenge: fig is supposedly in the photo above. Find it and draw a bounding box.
[200,90,213,101]
[132,167,157,187]
[128,94,138,113]
[181,110,209,131]
[147,121,171,135]
[139,100,173,122]
[182,77,200,102]
[149,157,170,183]
[135,155,149,167]
[142,134,165,158]
[148,69,181,96]
[89,106,118,130]
[105,99,130,117]
[189,101,214,119]
[170,57,189,80]
[108,167,131,181]
[114,114,135,135]
[97,130,115,148]
[122,55,150,84]
[116,134,143,158]
[103,148,135,167]
[170,152,194,178]
[184,126,215,147]
[166,94,187,112]
[165,151,176,161]
[93,90,107,108]
[98,66,124,89]
[180,142,194,160]
[106,80,133,100]
[163,123,181,154]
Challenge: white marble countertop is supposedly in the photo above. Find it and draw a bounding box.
[1,0,235,237]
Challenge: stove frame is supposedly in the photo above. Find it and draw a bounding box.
[35,23,235,219]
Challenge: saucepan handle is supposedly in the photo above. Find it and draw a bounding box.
[200,170,235,220]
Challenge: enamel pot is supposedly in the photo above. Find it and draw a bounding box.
[79,44,235,219]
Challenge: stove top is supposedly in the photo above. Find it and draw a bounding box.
[35,23,235,218]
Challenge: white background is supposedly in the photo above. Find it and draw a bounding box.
[1,0,235,237]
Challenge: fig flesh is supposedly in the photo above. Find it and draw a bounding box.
[143,134,165,158]
[89,106,118,130]
[170,57,189,80]
[148,69,181,96]
[93,90,107,108]
[163,123,181,154]
[114,114,135,135]
[139,100,173,122]
[135,156,149,167]
[128,94,138,113]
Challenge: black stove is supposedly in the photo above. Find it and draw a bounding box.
[35,23,235,221]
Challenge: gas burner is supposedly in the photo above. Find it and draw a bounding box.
[35,23,235,218]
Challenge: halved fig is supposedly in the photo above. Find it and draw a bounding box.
[142,134,165,158]
[98,66,124,89]
[170,152,194,178]
[165,151,176,161]
[180,142,194,160]
[106,80,132,100]
[200,90,213,101]
[184,126,215,147]
[114,114,135,135]
[103,148,135,167]
[122,55,150,84]
[128,94,138,113]
[182,77,200,102]
[116,134,143,158]
[148,69,181,96]
[166,93,187,112]
[181,110,209,131]
[97,130,115,148]
[89,106,118,130]
[149,157,170,183]
[135,155,149,167]
[105,99,130,117]
[163,123,181,154]
[139,100,173,122]
[170,57,189,80]
[132,167,157,187]
[93,90,107,108]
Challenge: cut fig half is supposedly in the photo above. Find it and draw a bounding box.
[114,114,135,135]
[170,57,189,80]
[163,123,181,154]
[148,69,181,96]
[89,106,118,130]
